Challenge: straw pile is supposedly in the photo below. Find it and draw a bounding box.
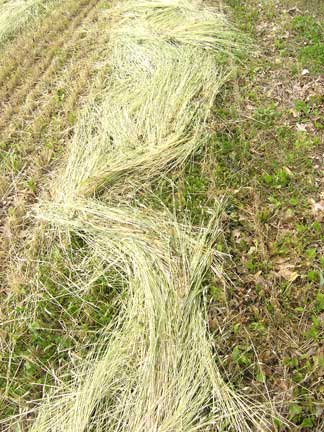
[0,0,59,45]
[7,1,276,430]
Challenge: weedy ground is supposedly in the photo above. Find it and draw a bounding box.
[0,0,323,430]
[155,0,323,429]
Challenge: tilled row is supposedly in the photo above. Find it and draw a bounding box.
[0,0,100,134]
[0,0,110,289]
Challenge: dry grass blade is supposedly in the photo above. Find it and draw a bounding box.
[54,48,226,200]
[1,0,279,430]
[0,0,61,46]
[29,200,273,432]
[110,0,242,52]
[50,0,244,202]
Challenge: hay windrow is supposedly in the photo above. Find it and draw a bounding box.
[31,200,272,432]
[0,0,62,46]
[3,0,278,430]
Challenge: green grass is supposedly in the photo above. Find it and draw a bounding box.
[291,15,324,72]
[0,243,120,419]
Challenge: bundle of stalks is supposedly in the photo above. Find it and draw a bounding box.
[109,0,240,52]
[30,200,272,432]
[3,0,279,430]
[51,0,243,202]
[55,48,225,200]
[0,0,59,46]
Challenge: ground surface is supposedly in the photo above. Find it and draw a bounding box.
[0,0,323,430]
[187,1,323,429]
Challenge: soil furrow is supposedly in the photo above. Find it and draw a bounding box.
[0,0,110,288]
[0,0,86,96]
[0,0,100,138]
[0,0,99,122]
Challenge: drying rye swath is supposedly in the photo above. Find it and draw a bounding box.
[33,201,272,431]
[50,43,227,199]
[0,0,61,46]
[4,0,276,430]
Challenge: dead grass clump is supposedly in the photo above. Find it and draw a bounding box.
[2,0,278,430]
[0,0,61,46]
